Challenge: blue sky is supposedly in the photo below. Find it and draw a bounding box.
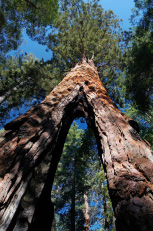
[11,0,135,61]
[100,0,135,29]
[2,1,136,129]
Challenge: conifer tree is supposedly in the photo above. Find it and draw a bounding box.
[0,0,58,54]
[52,122,114,230]
[52,122,85,231]
[125,0,153,113]
[0,54,59,126]
[47,0,124,105]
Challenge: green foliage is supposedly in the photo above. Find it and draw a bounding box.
[0,0,58,54]
[0,128,5,135]
[0,0,59,125]
[125,0,153,113]
[0,0,126,126]
[131,0,153,30]
[125,104,153,149]
[89,167,114,231]
[124,0,153,148]
[52,121,114,230]
[47,0,125,106]
[52,122,85,230]
[125,30,153,113]
[0,53,59,126]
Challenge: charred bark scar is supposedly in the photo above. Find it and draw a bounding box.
[85,80,89,85]
[128,120,140,133]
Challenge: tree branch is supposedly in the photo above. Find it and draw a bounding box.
[0,77,31,105]
[23,0,38,9]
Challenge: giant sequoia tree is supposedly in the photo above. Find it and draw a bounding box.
[0,59,153,231]
[0,1,153,231]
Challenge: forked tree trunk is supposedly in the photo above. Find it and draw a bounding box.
[0,60,153,231]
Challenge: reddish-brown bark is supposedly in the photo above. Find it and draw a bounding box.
[0,60,153,231]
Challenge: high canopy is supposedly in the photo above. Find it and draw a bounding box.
[0,60,153,231]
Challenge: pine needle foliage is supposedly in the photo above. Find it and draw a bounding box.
[0,54,59,125]
[125,0,153,113]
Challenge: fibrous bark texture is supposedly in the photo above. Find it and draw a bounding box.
[0,60,153,231]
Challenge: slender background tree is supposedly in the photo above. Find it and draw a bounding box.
[52,122,114,231]
[125,0,153,113]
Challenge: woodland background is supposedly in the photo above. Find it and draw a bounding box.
[0,0,152,230]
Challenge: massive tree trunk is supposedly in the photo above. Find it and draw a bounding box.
[0,59,153,231]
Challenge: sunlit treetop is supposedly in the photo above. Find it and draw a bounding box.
[47,0,125,106]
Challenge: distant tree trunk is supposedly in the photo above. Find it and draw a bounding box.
[84,193,90,231]
[51,210,56,231]
[0,59,153,231]
[71,157,75,231]
[103,193,109,231]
